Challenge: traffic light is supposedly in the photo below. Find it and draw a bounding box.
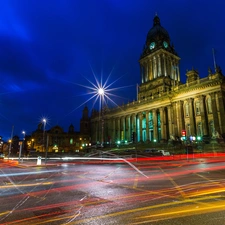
[197,136,201,141]
[181,130,186,137]
[181,130,186,141]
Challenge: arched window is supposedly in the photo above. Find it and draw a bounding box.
[195,100,200,115]
[207,96,212,113]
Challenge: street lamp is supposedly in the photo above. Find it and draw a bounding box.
[42,118,48,164]
[22,131,26,140]
[19,130,25,162]
[98,87,105,147]
[42,119,46,152]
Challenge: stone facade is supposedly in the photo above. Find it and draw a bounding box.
[90,15,225,144]
[31,108,91,153]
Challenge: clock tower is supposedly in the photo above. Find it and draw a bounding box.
[138,15,181,100]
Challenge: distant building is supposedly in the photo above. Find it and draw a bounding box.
[31,107,91,154]
[90,15,225,144]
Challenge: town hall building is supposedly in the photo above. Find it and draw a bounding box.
[90,15,225,144]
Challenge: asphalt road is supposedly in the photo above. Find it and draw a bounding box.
[0,156,225,225]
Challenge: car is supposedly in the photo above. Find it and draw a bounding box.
[0,152,5,159]
[144,149,163,156]
[158,150,170,156]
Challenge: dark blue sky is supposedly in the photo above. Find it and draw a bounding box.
[0,0,225,140]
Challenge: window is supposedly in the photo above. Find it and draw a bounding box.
[70,138,73,144]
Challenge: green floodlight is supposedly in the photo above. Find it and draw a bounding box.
[197,136,201,141]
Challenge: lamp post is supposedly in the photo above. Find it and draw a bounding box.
[19,131,25,162]
[98,87,105,147]
[8,139,12,159]
[22,131,26,140]
[42,118,48,164]
[42,119,46,151]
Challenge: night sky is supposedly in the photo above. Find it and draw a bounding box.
[0,0,225,140]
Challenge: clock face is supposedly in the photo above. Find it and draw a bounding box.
[163,41,168,48]
[149,42,155,50]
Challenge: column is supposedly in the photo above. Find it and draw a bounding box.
[217,92,225,133]
[132,114,137,138]
[188,98,196,135]
[149,59,152,80]
[176,101,185,132]
[140,65,144,84]
[138,112,143,142]
[170,60,173,79]
[167,105,172,137]
[211,93,220,133]
[153,109,158,141]
[151,58,154,80]
[121,116,125,141]
[172,102,178,136]
[163,54,167,76]
[153,57,157,78]
[146,64,148,82]
[158,55,161,76]
[126,116,130,141]
[199,95,208,135]
[146,111,149,141]
[160,107,165,140]
[177,64,180,81]
[116,117,120,141]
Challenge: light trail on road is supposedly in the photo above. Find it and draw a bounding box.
[0,157,225,224]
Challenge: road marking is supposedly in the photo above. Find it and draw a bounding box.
[159,166,186,199]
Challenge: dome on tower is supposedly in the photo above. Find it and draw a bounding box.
[140,14,177,59]
[146,15,170,44]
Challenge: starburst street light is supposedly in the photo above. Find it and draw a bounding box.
[77,73,128,145]
[66,65,133,145]
[68,65,133,114]
[97,87,106,146]
[98,87,104,95]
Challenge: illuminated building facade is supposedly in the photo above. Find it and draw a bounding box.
[31,107,91,153]
[90,15,225,144]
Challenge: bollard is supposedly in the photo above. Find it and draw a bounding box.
[37,156,42,165]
